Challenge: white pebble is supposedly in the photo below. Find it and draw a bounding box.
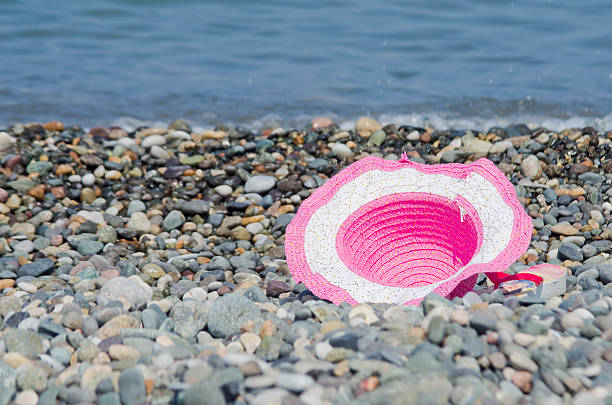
[14,240,34,253]
[93,165,106,178]
[17,282,37,294]
[153,352,174,369]
[142,134,166,148]
[68,174,81,183]
[214,185,233,197]
[167,130,191,141]
[118,137,137,147]
[15,390,38,405]
[150,145,170,159]
[82,173,96,186]
[0,131,16,152]
[246,222,263,235]
[331,143,353,159]
[314,341,333,360]
[406,130,421,141]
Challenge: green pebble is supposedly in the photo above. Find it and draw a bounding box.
[26,160,54,175]
[368,129,386,146]
[180,155,204,165]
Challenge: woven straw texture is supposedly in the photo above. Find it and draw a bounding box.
[285,155,532,305]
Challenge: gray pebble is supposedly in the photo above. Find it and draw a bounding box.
[207,293,261,338]
[118,368,145,405]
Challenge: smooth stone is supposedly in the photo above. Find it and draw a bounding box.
[16,365,47,392]
[7,178,37,192]
[177,200,209,215]
[162,210,185,231]
[427,316,446,344]
[461,133,491,154]
[127,200,146,216]
[214,185,233,197]
[469,315,497,334]
[14,390,38,405]
[171,301,208,339]
[368,129,386,146]
[3,329,44,359]
[521,155,542,179]
[26,160,53,175]
[229,252,258,270]
[355,117,382,137]
[17,258,55,277]
[97,276,152,309]
[558,242,583,262]
[551,222,579,236]
[462,291,482,307]
[118,368,146,405]
[578,172,606,185]
[75,239,104,256]
[141,134,166,148]
[150,145,170,159]
[245,176,276,194]
[127,212,151,234]
[275,373,314,393]
[0,132,16,151]
[207,293,261,338]
[598,264,612,284]
[81,173,95,186]
[14,240,33,253]
[331,143,353,159]
[240,332,262,354]
[183,381,225,405]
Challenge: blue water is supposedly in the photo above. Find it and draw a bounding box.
[1,0,611,130]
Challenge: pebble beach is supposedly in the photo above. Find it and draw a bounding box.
[0,117,611,405]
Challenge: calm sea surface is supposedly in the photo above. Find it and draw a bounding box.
[1,0,611,130]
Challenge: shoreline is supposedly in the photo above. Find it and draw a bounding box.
[0,117,611,404]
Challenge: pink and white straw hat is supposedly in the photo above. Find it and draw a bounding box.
[285,153,533,305]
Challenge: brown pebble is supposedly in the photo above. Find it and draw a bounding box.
[100,269,120,279]
[512,370,532,393]
[242,215,265,226]
[43,121,64,131]
[145,379,155,395]
[27,184,46,200]
[5,155,22,170]
[486,331,499,344]
[217,285,231,295]
[277,205,294,215]
[50,234,63,246]
[0,279,16,289]
[312,117,334,129]
[89,127,109,138]
[55,164,74,176]
[50,186,65,198]
[333,360,350,376]
[360,376,379,392]
[260,320,277,337]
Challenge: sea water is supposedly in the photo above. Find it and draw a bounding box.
[1,0,611,130]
